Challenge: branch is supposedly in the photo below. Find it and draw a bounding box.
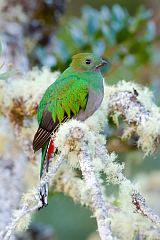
[95,141,160,228]
[108,89,150,124]
[1,124,114,240]
[132,191,160,226]
[1,205,38,240]
[71,128,113,240]
[2,77,160,239]
[54,124,114,240]
[79,147,113,240]
[2,119,160,240]
[0,154,64,240]
[105,82,160,154]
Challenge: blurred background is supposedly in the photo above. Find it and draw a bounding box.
[0,0,160,239]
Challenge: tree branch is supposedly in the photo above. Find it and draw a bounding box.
[95,141,160,229]
[132,191,160,226]
[108,89,150,124]
[1,79,160,239]
[78,144,113,240]
[0,154,64,240]
[105,82,160,153]
[66,126,114,240]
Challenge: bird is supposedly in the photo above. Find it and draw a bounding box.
[33,53,108,208]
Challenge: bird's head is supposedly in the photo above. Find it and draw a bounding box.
[70,53,108,72]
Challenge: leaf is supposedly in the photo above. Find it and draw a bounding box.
[69,25,86,46]
[129,6,152,33]
[53,38,70,62]
[92,40,106,56]
[112,4,126,21]
[102,25,115,45]
[143,21,156,42]
[100,6,111,21]
[82,6,100,35]
[51,4,158,71]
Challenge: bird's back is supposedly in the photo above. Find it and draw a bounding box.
[37,67,76,124]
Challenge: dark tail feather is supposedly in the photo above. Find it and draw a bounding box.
[39,138,54,209]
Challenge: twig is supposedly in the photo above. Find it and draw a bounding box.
[96,142,160,228]
[106,85,160,153]
[0,154,64,240]
[78,142,113,240]
[132,191,160,226]
[1,205,38,240]
[108,90,151,125]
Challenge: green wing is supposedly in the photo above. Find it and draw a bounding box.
[38,77,88,124]
[33,76,88,152]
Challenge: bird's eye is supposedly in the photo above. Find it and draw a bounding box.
[85,59,92,65]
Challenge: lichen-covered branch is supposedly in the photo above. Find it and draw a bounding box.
[1,125,115,240]
[132,191,160,226]
[105,81,160,154]
[95,141,160,237]
[0,3,159,240]
[1,54,160,240]
[0,153,64,240]
[78,142,113,240]
[108,88,150,124]
[1,114,160,240]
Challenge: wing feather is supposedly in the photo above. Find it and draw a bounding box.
[33,77,88,152]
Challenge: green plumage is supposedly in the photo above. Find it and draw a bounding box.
[33,53,107,208]
[38,68,90,124]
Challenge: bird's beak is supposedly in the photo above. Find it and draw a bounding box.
[101,59,108,66]
[95,59,108,69]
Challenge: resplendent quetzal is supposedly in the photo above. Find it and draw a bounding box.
[33,53,107,208]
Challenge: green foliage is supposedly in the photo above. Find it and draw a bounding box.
[51,4,158,76]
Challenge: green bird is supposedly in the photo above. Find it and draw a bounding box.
[33,53,107,208]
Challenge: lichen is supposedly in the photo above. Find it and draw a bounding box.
[1,70,160,239]
[14,210,31,233]
[105,80,160,155]
[0,67,59,123]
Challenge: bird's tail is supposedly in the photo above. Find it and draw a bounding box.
[39,181,49,209]
[39,137,54,209]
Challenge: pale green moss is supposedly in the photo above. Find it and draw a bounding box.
[1,72,160,239]
[110,180,152,240]
[111,211,136,240]
[137,113,160,154]
[105,80,160,155]
[104,160,124,185]
[1,67,59,114]
[13,210,31,233]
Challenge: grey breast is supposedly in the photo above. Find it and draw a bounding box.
[76,87,104,121]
